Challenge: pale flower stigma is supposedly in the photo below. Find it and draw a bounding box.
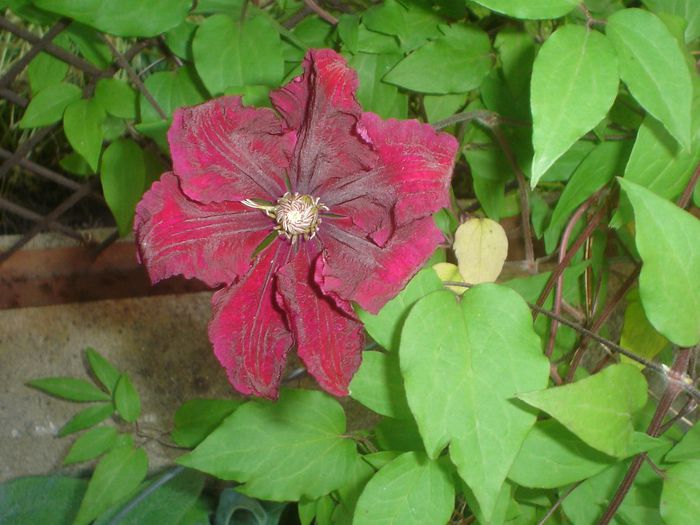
[242,192,328,244]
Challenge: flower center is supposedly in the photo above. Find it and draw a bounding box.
[242,192,328,243]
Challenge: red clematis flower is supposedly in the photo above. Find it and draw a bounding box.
[134,49,458,399]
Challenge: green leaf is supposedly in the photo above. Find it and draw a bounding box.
[400,285,549,521]
[223,84,272,107]
[99,116,123,143]
[349,351,411,419]
[18,83,81,128]
[114,374,141,423]
[643,0,700,43]
[329,452,399,524]
[312,496,335,525]
[562,449,667,525]
[607,8,692,149]
[353,452,455,525]
[135,121,170,152]
[178,499,212,525]
[65,22,112,69]
[347,52,407,119]
[64,98,105,171]
[664,421,700,463]
[0,475,87,525]
[64,426,119,465]
[33,0,190,37]
[100,139,146,237]
[530,25,619,186]
[95,78,137,119]
[544,140,632,252]
[290,16,333,52]
[28,377,111,402]
[172,398,242,448]
[463,124,510,220]
[298,499,316,525]
[93,469,206,525]
[374,417,425,453]
[517,364,648,457]
[495,28,536,103]
[356,24,401,54]
[539,140,596,184]
[140,66,207,123]
[193,14,284,95]
[618,179,700,346]
[193,0,245,14]
[619,288,670,368]
[357,268,444,352]
[624,92,700,201]
[27,44,69,93]
[362,0,442,52]
[179,389,358,501]
[471,0,578,19]
[59,152,94,177]
[83,348,121,394]
[73,445,148,525]
[423,93,468,123]
[213,488,286,525]
[164,20,197,61]
[59,403,114,436]
[503,264,588,358]
[338,14,360,53]
[666,422,700,463]
[661,460,700,525]
[384,24,492,94]
[509,419,666,488]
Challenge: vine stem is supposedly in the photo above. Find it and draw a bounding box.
[537,482,580,525]
[565,265,640,382]
[302,0,338,24]
[434,110,536,272]
[597,347,694,525]
[678,162,700,208]
[579,4,607,27]
[100,35,168,121]
[432,109,498,130]
[489,125,536,273]
[544,193,599,357]
[534,197,607,313]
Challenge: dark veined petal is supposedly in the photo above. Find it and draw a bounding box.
[277,245,364,397]
[325,113,458,230]
[134,173,273,287]
[168,96,294,203]
[209,243,293,399]
[270,49,374,194]
[317,217,444,314]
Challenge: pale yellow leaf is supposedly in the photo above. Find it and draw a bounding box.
[432,262,467,296]
[454,218,508,284]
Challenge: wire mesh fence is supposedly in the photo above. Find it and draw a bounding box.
[0,14,164,264]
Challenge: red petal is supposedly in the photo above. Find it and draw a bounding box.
[317,218,444,314]
[270,49,373,194]
[134,173,273,287]
[277,246,364,396]
[322,114,458,243]
[209,243,293,399]
[168,96,294,203]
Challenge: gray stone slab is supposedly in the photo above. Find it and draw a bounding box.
[0,291,233,481]
[0,291,376,482]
